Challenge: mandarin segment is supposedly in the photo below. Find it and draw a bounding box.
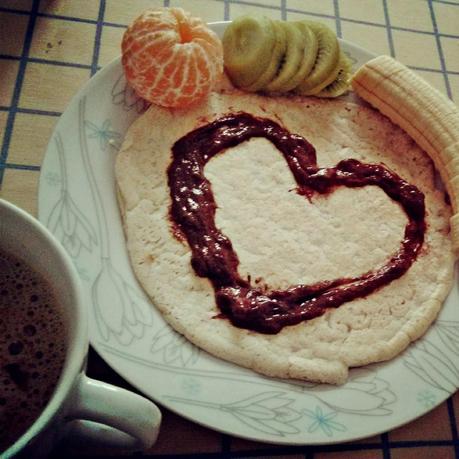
[121,7,223,108]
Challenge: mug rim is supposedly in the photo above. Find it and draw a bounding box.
[0,199,88,458]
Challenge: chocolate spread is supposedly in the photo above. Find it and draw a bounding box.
[167,112,425,334]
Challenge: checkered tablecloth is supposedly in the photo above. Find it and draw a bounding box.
[1,1,459,457]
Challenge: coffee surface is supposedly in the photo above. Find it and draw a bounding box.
[0,250,66,452]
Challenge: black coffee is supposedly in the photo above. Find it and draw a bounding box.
[0,250,66,452]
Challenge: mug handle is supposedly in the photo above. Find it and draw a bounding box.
[64,375,161,450]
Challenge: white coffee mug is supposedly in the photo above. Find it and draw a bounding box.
[0,198,162,458]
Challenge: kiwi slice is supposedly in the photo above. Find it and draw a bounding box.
[279,21,319,92]
[294,20,340,95]
[299,54,342,95]
[244,20,287,92]
[316,53,352,98]
[264,21,304,92]
[222,15,276,88]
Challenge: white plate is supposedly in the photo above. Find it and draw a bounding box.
[38,22,459,445]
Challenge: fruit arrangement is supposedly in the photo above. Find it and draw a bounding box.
[352,55,459,256]
[121,8,223,108]
[222,16,351,97]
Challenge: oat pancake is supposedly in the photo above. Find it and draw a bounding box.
[115,90,454,384]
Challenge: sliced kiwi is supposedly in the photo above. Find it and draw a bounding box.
[316,53,352,98]
[294,20,340,95]
[299,54,342,95]
[244,20,287,92]
[222,15,276,88]
[280,21,319,92]
[264,21,304,92]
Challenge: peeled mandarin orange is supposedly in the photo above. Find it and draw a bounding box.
[121,8,223,108]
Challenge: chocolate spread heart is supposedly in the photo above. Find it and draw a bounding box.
[168,112,426,334]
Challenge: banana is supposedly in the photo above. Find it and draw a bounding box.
[352,55,459,256]
[445,143,459,178]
